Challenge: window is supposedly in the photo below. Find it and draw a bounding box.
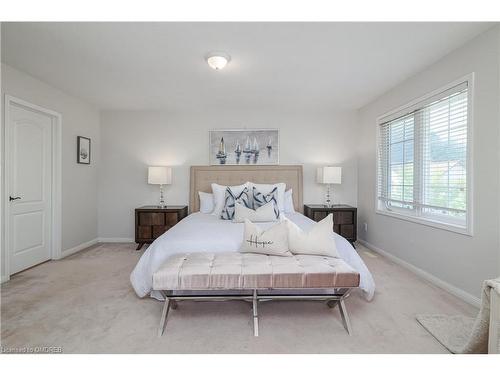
[377,78,472,234]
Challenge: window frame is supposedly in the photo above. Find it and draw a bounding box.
[375,73,474,236]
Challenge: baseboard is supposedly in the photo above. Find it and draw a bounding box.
[358,239,481,308]
[5,237,133,271]
[61,238,99,258]
[97,237,134,243]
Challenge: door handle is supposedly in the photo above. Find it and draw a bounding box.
[9,196,21,201]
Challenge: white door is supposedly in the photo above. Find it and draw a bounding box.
[8,103,53,274]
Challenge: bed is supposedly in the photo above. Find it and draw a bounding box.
[130,165,375,301]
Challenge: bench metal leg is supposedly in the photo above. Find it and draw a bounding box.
[155,289,354,337]
[327,299,338,309]
[252,289,259,337]
[338,298,352,335]
[158,297,171,337]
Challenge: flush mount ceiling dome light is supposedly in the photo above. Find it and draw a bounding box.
[206,52,231,70]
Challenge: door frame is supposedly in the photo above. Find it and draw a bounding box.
[3,95,62,280]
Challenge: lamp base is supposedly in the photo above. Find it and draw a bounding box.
[324,184,334,207]
[158,185,167,209]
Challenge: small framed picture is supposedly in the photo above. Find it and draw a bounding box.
[77,136,91,164]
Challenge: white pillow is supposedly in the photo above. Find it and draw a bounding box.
[284,189,295,213]
[239,219,292,257]
[233,201,278,223]
[211,183,248,217]
[247,182,286,212]
[198,191,214,214]
[286,214,339,258]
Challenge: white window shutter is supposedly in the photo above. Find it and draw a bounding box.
[377,80,470,231]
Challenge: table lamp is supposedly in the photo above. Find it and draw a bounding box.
[148,166,172,208]
[317,166,342,207]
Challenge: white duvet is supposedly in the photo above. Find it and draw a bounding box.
[130,212,375,301]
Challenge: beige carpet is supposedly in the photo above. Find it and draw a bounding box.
[0,243,478,353]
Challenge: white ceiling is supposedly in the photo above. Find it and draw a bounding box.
[1,22,494,112]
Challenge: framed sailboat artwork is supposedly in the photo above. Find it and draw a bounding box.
[209,129,279,165]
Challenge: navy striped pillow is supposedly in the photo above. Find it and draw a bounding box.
[252,186,280,219]
[220,187,251,220]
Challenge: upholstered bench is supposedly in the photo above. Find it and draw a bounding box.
[153,252,360,337]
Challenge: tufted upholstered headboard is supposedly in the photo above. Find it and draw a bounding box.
[189,165,303,213]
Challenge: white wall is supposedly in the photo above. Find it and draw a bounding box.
[98,110,359,239]
[0,26,3,281]
[357,27,500,299]
[1,63,100,279]
[498,28,500,280]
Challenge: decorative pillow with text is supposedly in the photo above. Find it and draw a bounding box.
[239,219,292,257]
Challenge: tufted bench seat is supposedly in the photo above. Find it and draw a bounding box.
[153,252,360,337]
[153,252,359,290]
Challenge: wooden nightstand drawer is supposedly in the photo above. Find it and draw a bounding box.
[152,225,169,238]
[139,212,165,226]
[313,211,328,222]
[135,206,188,250]
[332,211,353,225]
[338,211,354,225]
[340,224,354,239]
[165,213,179,226]
[137,226,152,239]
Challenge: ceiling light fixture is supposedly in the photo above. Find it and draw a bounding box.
[206,52,231,70]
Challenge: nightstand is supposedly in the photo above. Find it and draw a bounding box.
[135,206,188,250]
[304,204,357,246]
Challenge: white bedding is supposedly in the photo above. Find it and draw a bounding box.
[130,212,375,301]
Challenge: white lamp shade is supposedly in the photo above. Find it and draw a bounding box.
[317,166,342,184]
[148,166,172,185]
